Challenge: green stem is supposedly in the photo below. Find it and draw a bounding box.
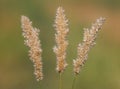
[59,73,62,89]
[72,75,77,89]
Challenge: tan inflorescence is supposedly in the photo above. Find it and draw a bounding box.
[53,7,69,73]
[73,17,105,74]
[21,16,43,81]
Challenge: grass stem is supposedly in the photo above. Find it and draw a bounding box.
[72,75,77,89]
[59,73,62,89]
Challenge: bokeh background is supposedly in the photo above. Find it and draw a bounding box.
[0,0,120,89]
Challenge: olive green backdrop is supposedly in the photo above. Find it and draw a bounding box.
[0,0,120,89]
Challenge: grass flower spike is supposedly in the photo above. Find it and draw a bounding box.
[53,7,69,73]
[73,17,105,74]
[21,16,43,81]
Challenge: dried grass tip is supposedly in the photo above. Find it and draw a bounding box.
[21,15,43,81]
[73,17,105,74]
[53,7,69,73]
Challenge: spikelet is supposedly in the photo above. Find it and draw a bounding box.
[53,7,69,73]
[21,16,43,81]
[73,17,105,74]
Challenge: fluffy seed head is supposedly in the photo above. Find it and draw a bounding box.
[21,16,43,81]
[73,17,105,74]
[53,7,69,73]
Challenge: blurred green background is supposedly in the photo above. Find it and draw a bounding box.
[0,0,120,89]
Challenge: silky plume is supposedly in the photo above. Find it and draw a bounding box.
[53,7,69,73]
[21,16,43,81]
[73,17,105,74]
